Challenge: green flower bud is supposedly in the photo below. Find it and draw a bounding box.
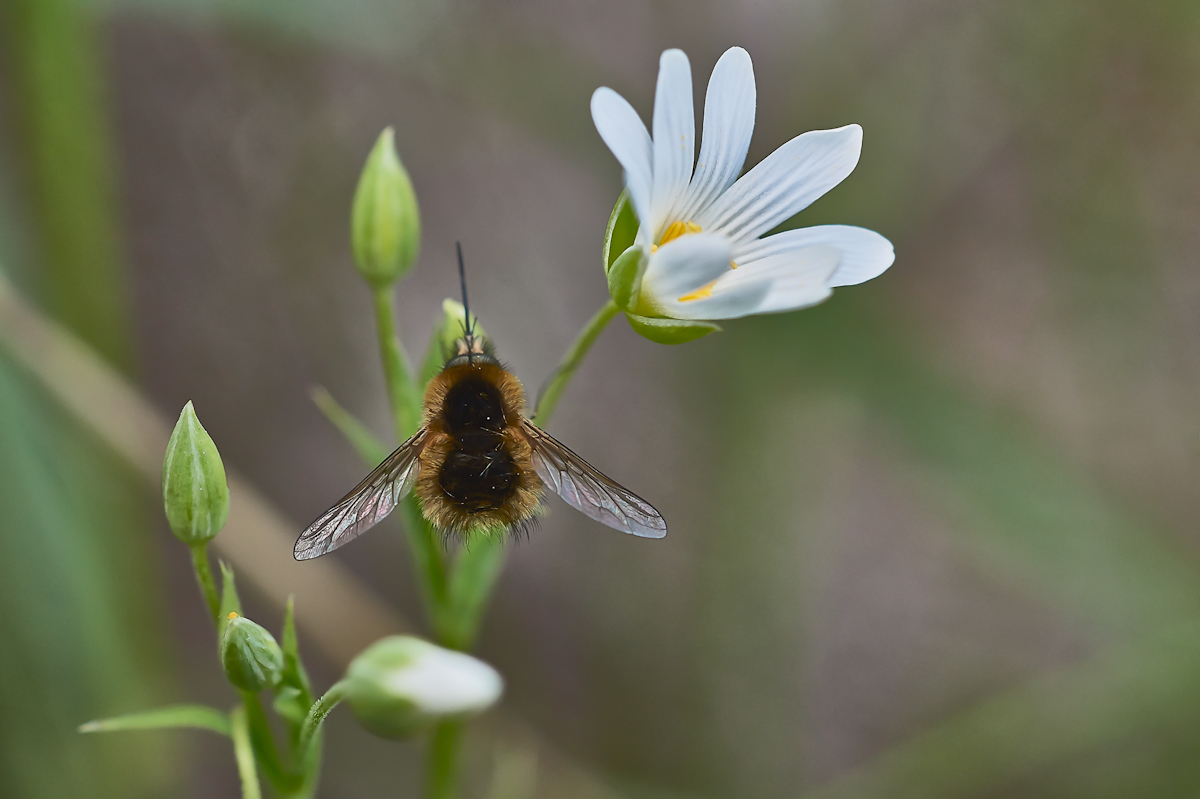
[221,614,284,693]
[162,401,229,544]
[421,299,491,384]
[343,636,503,739]
[351,127,421,287]
[437,298,487,355]
[624,312,721,345]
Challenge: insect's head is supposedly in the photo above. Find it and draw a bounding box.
[444,242,497,368]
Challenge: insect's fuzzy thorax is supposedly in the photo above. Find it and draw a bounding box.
[415,348,541,535]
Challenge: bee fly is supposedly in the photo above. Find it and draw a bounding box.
[294,245,666,560]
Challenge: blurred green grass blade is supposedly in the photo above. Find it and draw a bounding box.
[1,0,132,369]
[758,298,1200,631]
[800,624,1200,799]
[310,385,389,466]
[0,350,174,798]
[80,705,231,737]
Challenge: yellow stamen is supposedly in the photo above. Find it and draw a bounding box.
[730,260,738,269]
[227,612,239,620]
[679,279,718,303]
[658,220,702,246]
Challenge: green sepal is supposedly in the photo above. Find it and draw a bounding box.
[79,704,231,737]
[606,246,645,312]
[602,191,638,274]
[624,312,721,345]
[351,127,421,288]
[217,561,242,641]
[221,616,284,693]
[161,401,229,545]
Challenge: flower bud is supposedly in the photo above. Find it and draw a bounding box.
[343,636,503,739]
[625,312,720,345]
[162,401,229,545]
[221,614,284,693]
[421,299,491,383]
[351,127,421,288]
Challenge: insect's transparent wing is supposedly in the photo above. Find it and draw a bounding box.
[293,429,427,560]
[522,421,666,538]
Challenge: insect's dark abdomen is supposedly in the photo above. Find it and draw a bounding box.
[438,376,519,512]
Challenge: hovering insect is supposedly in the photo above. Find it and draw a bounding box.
[294,246,666,560]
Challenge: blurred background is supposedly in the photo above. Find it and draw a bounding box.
[3,0,1200,797]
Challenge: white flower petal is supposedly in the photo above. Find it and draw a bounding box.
[736,224,894,287]
[591,87,653,234]
[656,277,774,320]
[649,49,695,240]
[676,47,755,223]
[721,245,839,314]
[697,124,863,246]
[640,232,732,305]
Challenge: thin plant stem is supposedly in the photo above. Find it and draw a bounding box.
[230,706,263,799]
[297,679,349,762]
[241,691,295,793]
[425,720,464,799]
[534,299,619,426]
[189,543,221,624]
[369,284,449,632]
[371,286,422,438]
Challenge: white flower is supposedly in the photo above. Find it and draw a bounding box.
[344,636,503,738]
[591,47,894,321]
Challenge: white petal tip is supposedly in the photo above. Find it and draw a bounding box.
[660,49,690,68]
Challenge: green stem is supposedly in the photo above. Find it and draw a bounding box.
[230,706,263,799]
[297,679,348,763]
[371,286,422,438]
[534,299,619,426]
[241,691,297,794]
[369,285,449,632]
[425,721,464,799]
[188,543,221,625]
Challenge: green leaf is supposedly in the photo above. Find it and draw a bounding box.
[602,191,638,274]
[217,561,242,641]
[624,312,721,345]
[606,246,645,312]
[280,595,313,701]
[79,704,230,737]
[310,386,389,466]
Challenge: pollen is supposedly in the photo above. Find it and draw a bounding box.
[679,279,718,302]
[658,220,702,247]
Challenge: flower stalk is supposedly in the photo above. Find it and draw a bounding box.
[188,543,221,624]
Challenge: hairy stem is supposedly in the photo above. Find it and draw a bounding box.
[297,679,348,762]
